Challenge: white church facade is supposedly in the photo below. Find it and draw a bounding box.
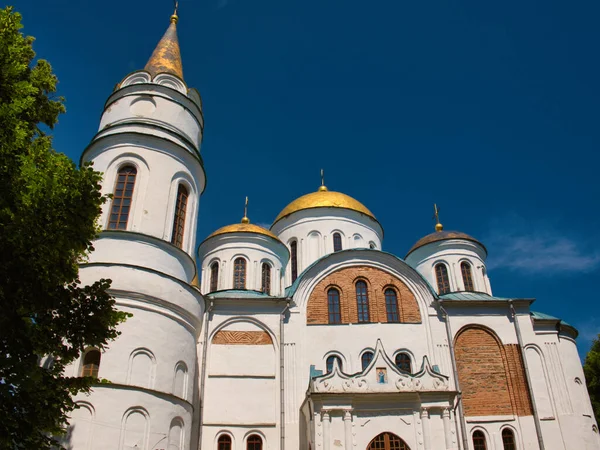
[62,11,599,450]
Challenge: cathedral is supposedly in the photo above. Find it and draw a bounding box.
[63,10,599,450]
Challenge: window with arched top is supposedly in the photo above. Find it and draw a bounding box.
[384,288,399,322]
[233,258,246,289]
[210,262,219,292]
[108,166,137,229]
[356,281,370,322]
[333,232,342,252]
[435,263,450,294]
[247,434,263,450]
[367,432,409,450]
[501,429,516,450]
[290,241,298,282]
[326,355,342,373]
[261,263,271,294]
[81,349,101,377]
[217,435,232,450]
[461,261,474,291]
[171,184,189,248]
[395,353,411,373]
[472,430,487,450]
[328,288,341,324]
[361,351,374,371]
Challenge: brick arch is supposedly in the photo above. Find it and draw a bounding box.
[454,325,533,417]
[306,266,421,325]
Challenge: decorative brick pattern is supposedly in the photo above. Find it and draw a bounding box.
[212,330,272,345]
[454,327,533,417]
[306,266,421,325]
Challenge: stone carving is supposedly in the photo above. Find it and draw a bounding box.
[212,330,272,345]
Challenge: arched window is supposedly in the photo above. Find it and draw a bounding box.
[472,430,487,450]
[108,165,137,229]
[361,351,374,371]
[261,263,271,294]
[326,355,342,373]
[461,261,474,291]
[247,434,262,450]
[81,349,101,377]
[501,429,516,450]
[171,184,189,248]
[395,353,411,373]
[217,435,232,450]
[333,232,342,252]
[233,258,246,289]
[367,432,409,450]
[290,241,298,282]
[327,288,341,324]
[356,281,370,323]
[384,288,399,322]
[369,242,376,249]
[435,263,450,294]
[210,262,219,292]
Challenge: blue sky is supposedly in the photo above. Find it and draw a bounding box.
[10,0,600,356]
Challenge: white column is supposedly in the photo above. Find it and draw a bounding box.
[343,409,353,450]
[442,407,452,449]
[322,410,331,450]
[421,408,431,450]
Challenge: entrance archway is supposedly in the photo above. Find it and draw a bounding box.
[367,432,410,450]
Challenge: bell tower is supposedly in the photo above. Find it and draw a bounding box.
[67,10,205,450]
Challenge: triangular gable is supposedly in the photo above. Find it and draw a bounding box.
[309,339,450,394]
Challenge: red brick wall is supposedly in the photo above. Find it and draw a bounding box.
[455,326,533,417]
[306,266,421,325]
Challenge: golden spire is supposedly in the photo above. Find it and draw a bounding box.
[241,197,250,224]
[144,2,184,80]
[318,169,328,192]
[433,204,443,232]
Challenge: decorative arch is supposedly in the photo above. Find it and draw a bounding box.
[172,361,188,399]
[366,432,410,450]
[210,317,276,347]
[119,407,149,450]
[454,325,532,417]
[127,348,156,389]
[167,417,184,450]
[306,266,421,325]
[67,401,95,450]
[524,344,555,418]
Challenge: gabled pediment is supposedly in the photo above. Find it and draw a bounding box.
[309,339,450,394]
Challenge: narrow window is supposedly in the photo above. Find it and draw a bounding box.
[218,435,232,450]
[171,184,189,248]
[290,241,298,282]
[501,429,516,450]
[210,262,219,292]
[333,232,342,252]
[395,353,411,373]
[108,165,137,230]
[435,263,450,294]
[233,258,246,289]
[461,261,474,291]
[384,288,399,322]
[327,288,341,324]
[361,351,374,371]
[261,263,271,294]
[356,281,370,323]
[247,434,263,450]
[472,430,487,450]
[81,349,101,377]
[326,355,342,373]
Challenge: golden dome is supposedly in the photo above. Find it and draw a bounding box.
[273,188,376,224]
[205,222,281,242]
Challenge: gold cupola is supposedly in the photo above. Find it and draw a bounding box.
[144,9,184,79]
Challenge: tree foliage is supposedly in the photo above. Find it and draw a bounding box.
[0,7,129,448]
[584,334,600,424]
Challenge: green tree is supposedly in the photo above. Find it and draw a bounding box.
[0,7,129,448]
[584,334,600,424]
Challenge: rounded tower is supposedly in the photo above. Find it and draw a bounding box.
[198,203,289,296]
[271,181,383,285]
[66,12,205,450]
[404,207,491,296]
